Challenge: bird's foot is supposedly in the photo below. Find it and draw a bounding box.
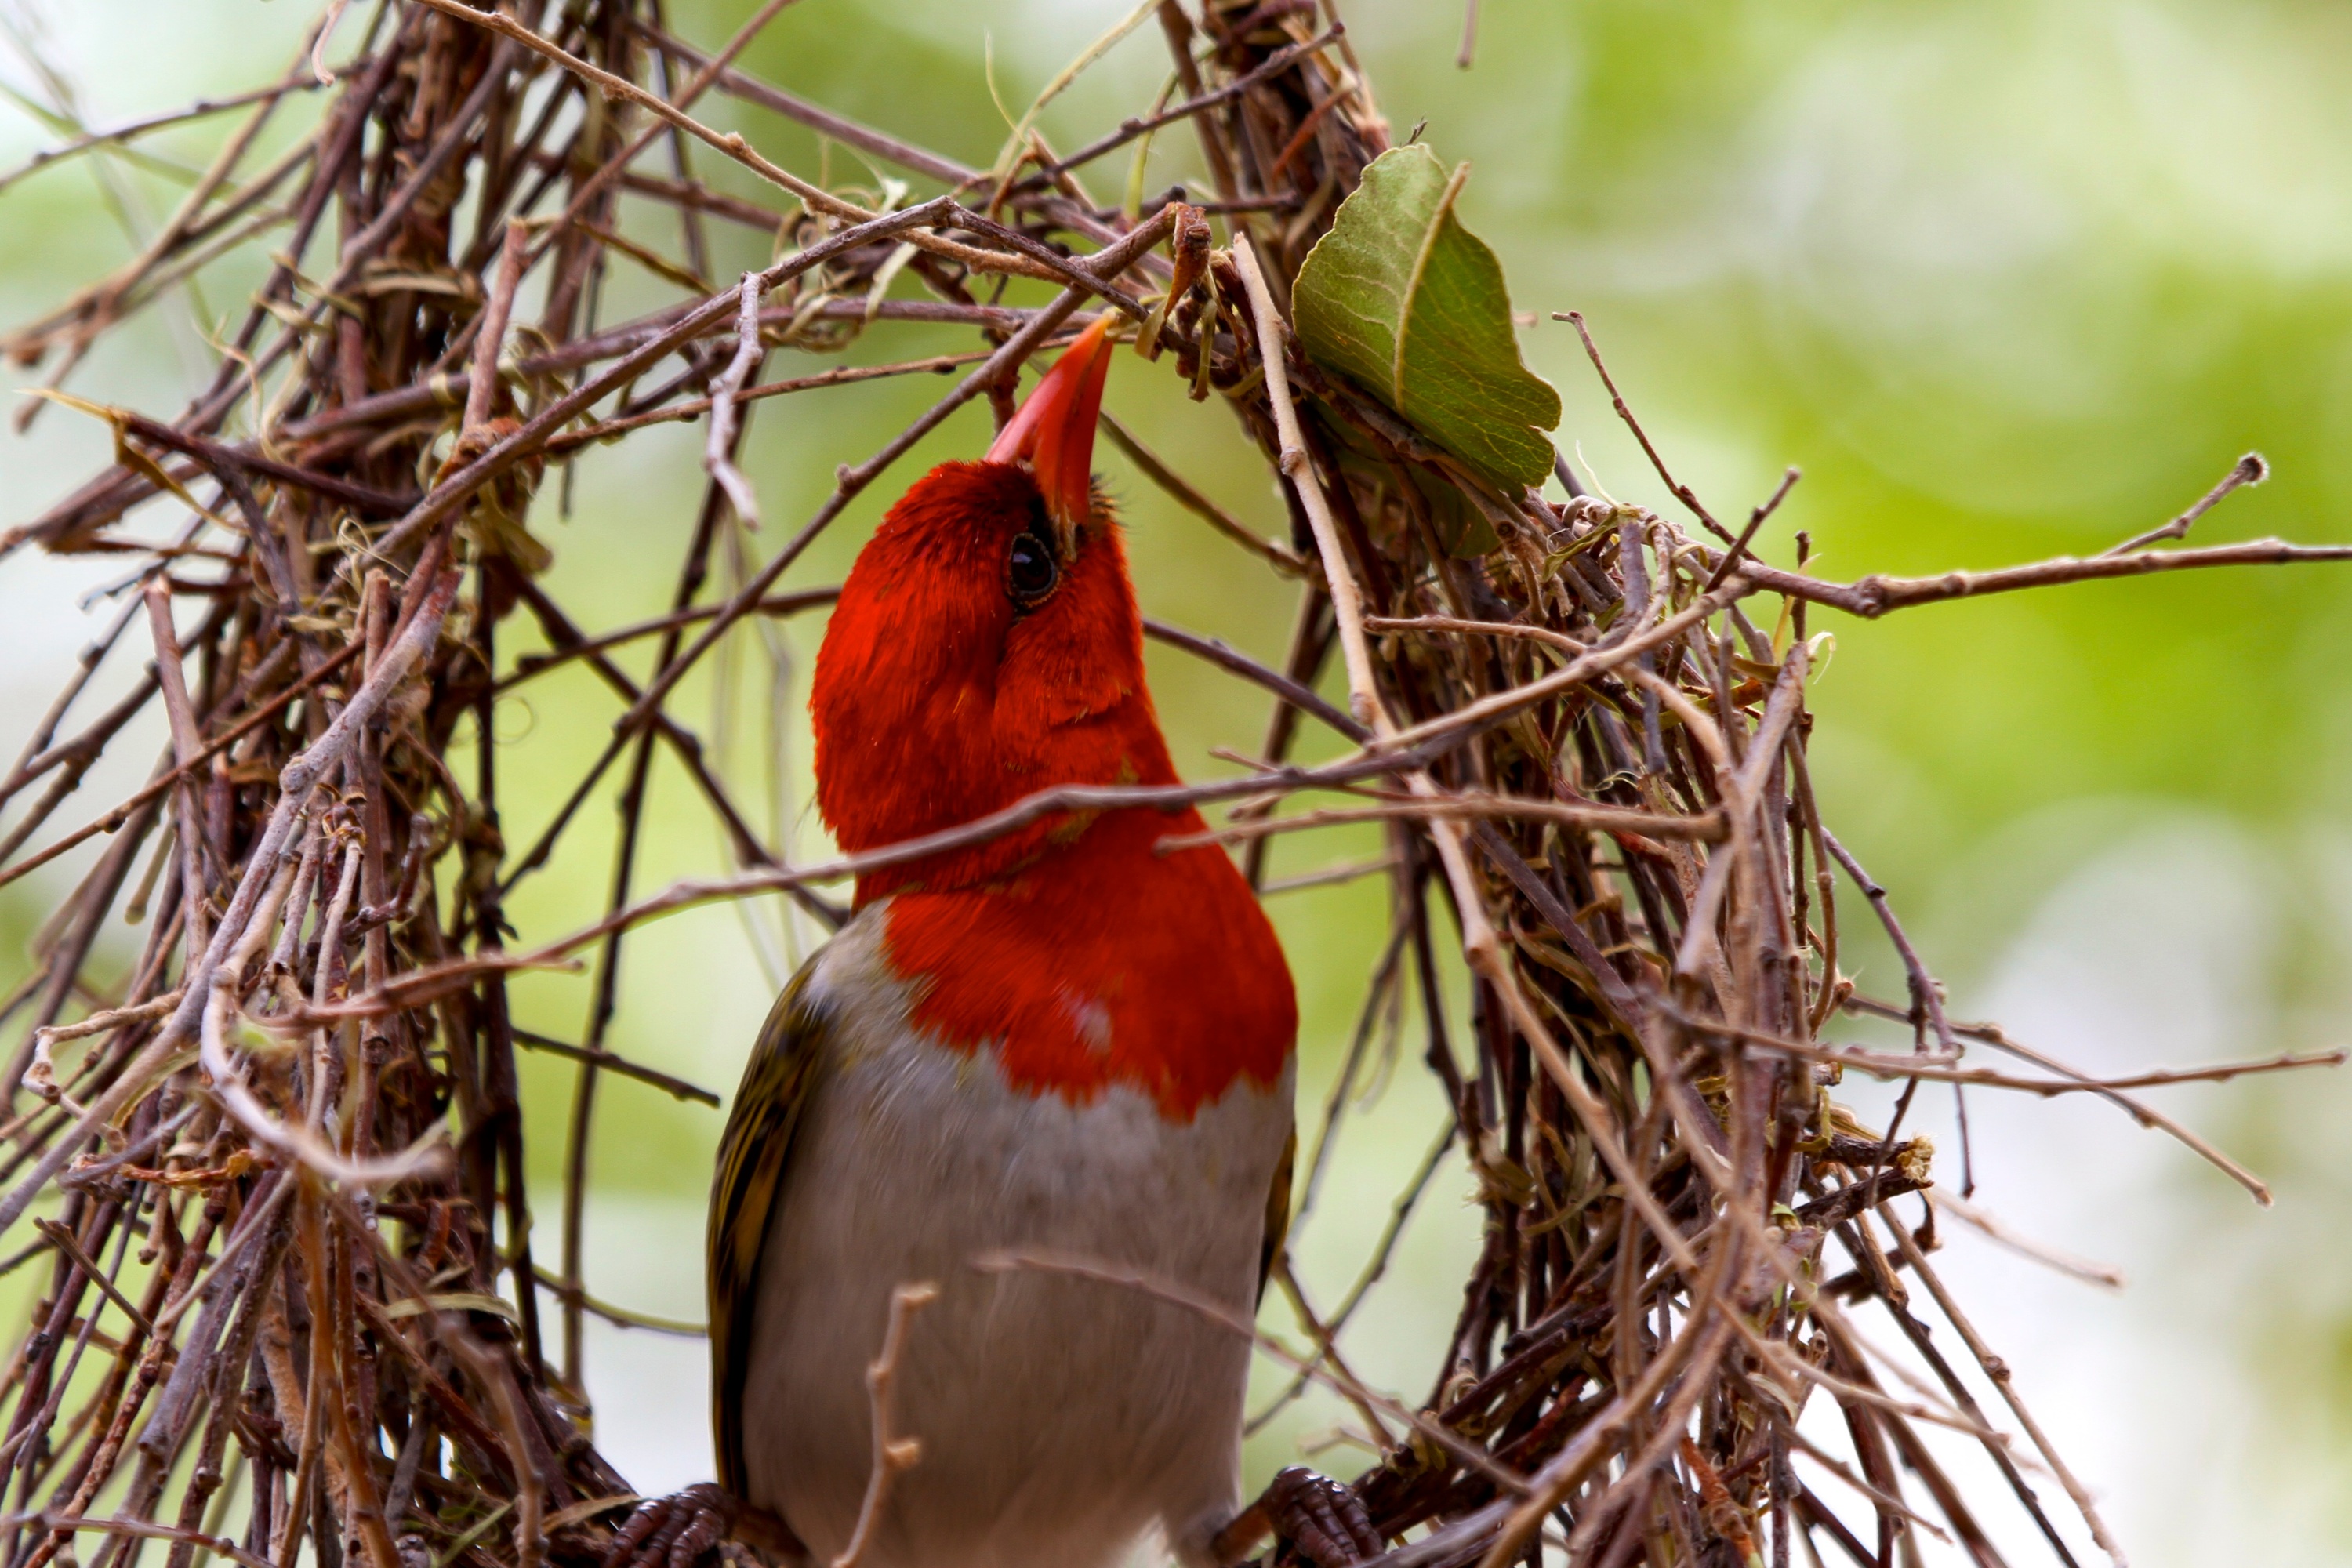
[601,1485,740,1568]
[1211,1467,1382,1567]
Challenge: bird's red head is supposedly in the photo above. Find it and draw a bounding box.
[811,316,1175,904]
[809,313,1294,1118]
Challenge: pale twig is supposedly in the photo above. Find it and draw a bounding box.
[1232,236,1379,726]
[1847,994,2281,1207]
[1099,411,1310,575]
[1162,795,1726,851]
[1704,465,1802,592]
[2103,452,2267,554]
[1371,581,1751,756]
[605,207,1181,739]
[1557,310,1734,543]
[1729,533,2352,621]
[1927,1190,2125,1291]
[0,576,458,1234]
[1364,613,1584,657]
[463,220,528,433]
[832,1283,939,1568]
[704,274,765,528]
[405,0,1060,281]
[1258,856,1396,895]
[1884,1219,2129,1565]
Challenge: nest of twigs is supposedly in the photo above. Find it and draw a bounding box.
[1,4,2345,1567]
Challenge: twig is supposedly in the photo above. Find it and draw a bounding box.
[1099,411,1310,575]
[508,1029,718,1108]
[1704,466,1801,593]
[703,274,765,528]
[830,1283,938,1568]
[1557,310,1735,543]
[1883,1220,2129,1565]
[2103,452,2267,554]
[1232,236,1381,727]
[1927,1190,2125,1291]
[407,0,1059,281]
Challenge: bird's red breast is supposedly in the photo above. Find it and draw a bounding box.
[809,321,1294,1122]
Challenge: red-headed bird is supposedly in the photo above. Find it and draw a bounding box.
[608,316,1381,1568]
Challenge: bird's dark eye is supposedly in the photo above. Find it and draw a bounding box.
[1006,526,1059,609]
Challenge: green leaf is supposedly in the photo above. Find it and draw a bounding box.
[1293,143,1562,495]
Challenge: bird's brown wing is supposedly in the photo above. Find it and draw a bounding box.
[1257,1119,1296,1308]
[707,963,829,1497]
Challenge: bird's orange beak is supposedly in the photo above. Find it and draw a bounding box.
[986,311,1116,557]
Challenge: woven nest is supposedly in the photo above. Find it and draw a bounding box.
[0,4,2343,1567]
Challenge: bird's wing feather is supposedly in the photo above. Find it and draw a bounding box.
[708,962,829,1496]
[1257,1118,1295,1307]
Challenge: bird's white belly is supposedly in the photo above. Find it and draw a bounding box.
[739,921,1294,1568]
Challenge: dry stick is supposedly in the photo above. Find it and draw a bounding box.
[1166,796,1723,850]
[1098,411,1309,574]
[631,23,968,184]
[1883,1219,2127,1566]
[1457,1288,1744,1568]
[28,1517,273,1568]
[0,639,362,893]
[0,68,341,197]
[539,343,1044,457]
[1731,534,2352,621]
[365,195,967,574]
[0,575,457,1236]
[2103,452,2266,555]
[294,296,1078,446]
[1247,1118,1454,1434]
[464,220,530,433]
[407,0,1061,282]
[1844,995,2278,1206]
[1817,829,1958,1056]
[1258,855,1394,895]
[634,16,1171,272]
[2,594,147,797]
[1687,1011,2338,1097]
[1269,1260,1396,1447]
[311,751,1454,1016]
[703,275,765,528]
[1672,644,1809,980]
[1233,233,1707,1279]
[1558,310,1734,543]
[1232,238,1378,724]
[512,0,807,285]
[1371,581,1750,757]
[1926,1190,2125,1292]
[506,1029,717,1108]
[829,1282,938,1568]
[601,206,1181,743]
[1009,25,1346,191]
[1704,465,1802,594]
[143,583,211,957]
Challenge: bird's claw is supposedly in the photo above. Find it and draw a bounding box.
[1217,1466,1380,1567]
[602,1483,735,1568]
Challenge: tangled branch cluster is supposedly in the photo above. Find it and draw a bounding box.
[0,4,2341,1568]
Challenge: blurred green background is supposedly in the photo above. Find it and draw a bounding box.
[3,1,2350,1562]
